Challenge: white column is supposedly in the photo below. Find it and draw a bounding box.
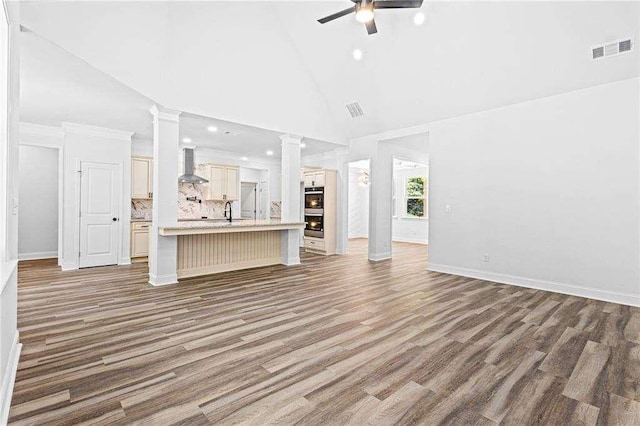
[148,105,181,286]
[368,144,393,261]
[280,134,302,265]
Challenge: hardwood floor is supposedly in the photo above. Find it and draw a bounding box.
[9,240,640,425]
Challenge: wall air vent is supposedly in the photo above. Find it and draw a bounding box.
[346,102,364,118]
[592,38,633,60]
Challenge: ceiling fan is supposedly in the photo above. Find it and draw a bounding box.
[318,0,424,35]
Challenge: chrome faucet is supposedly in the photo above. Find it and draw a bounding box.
[224,201,232,222]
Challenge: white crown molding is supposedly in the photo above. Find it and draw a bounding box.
[62,122,134,142]
[196,146,281,166]
[150,104,182,124]
[19,122,65,139]
[301,147,348,163]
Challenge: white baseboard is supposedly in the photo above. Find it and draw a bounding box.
[392,237,428,245]
[0,332,22,425]
[148,273,178,286]
[369,252,392,262]
[18,251,57,261]
[119,257,131,266]
[428,263,640,307]
[282,257,301,266]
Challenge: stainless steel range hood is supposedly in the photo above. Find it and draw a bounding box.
[178,148,209,184]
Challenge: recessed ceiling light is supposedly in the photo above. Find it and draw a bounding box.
[266,150,274,156]
[413,12,425,26]
[241,156,249,161]
[300,142,307,148]
[182,137,192,143]
[207,126,218,132]
[353,48,363,61]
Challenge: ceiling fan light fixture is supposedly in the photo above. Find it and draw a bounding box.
[355,3,374,23]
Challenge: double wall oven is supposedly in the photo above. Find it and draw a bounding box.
[304,187,324,238]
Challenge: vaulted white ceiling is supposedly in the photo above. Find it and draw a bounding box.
[20,1,640,143]
[20,29,156,141]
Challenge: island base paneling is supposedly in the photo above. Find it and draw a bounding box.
[177,230,281,278]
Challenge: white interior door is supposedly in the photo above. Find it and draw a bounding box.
[259,181,268,219]
[241,182,257,218]
[79,161,120,268]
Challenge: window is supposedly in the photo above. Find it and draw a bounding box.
[405,177,426,218]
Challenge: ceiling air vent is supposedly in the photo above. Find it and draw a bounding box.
[619,39,632,53]
[592,38,633,60]
[346,102,364,118]
[592,46,604,59]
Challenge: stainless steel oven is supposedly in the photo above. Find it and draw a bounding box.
[304,187,324,214]
[304,213,324,238]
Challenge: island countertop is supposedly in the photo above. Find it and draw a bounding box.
[158,219,305,236]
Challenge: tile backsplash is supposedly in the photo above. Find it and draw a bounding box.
[131,181,228,221]
[131,164,275,220]
[131,199,152,220]
[270,201,281,218]
[178,182,227,219]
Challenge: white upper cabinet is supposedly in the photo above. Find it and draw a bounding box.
[131,157,153,199]
[204,164,239,201]
[207,165,225,200]
[304,171,325,188]
[225,167,239,201]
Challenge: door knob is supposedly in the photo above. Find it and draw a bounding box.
[112,218,118,222]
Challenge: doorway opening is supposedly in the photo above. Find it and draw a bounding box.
[347,159,371,254]
[239,167,268,220]
[18,145,60,262]
[392,157,429,256]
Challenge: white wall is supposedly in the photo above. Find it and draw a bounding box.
[393,166,429,244]
[1,1,21,422]
[18,145,58,259]
[348,166,369,239]
[428,77,640,306]
[61,123,132,270]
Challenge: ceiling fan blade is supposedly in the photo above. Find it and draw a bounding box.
[318,6,356,24]
[365,18,378,35]
[373,0,423,9]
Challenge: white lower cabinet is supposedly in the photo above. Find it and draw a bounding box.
[131,222,151,258]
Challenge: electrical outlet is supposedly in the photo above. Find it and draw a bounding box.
[483,253,490,263]
[445,205,452,213]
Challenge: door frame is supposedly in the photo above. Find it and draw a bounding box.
[339,156,372,256]
[75,159,123,268]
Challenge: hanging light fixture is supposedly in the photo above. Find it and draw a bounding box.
[355,0,374,23]
[358,171,370,187]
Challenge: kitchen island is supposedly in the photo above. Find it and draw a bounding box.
[158,219,305,279]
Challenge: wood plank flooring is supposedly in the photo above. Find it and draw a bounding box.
[9,239,640,425]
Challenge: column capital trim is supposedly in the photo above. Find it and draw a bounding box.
[279,134,303,144]
[150,105,182,123]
